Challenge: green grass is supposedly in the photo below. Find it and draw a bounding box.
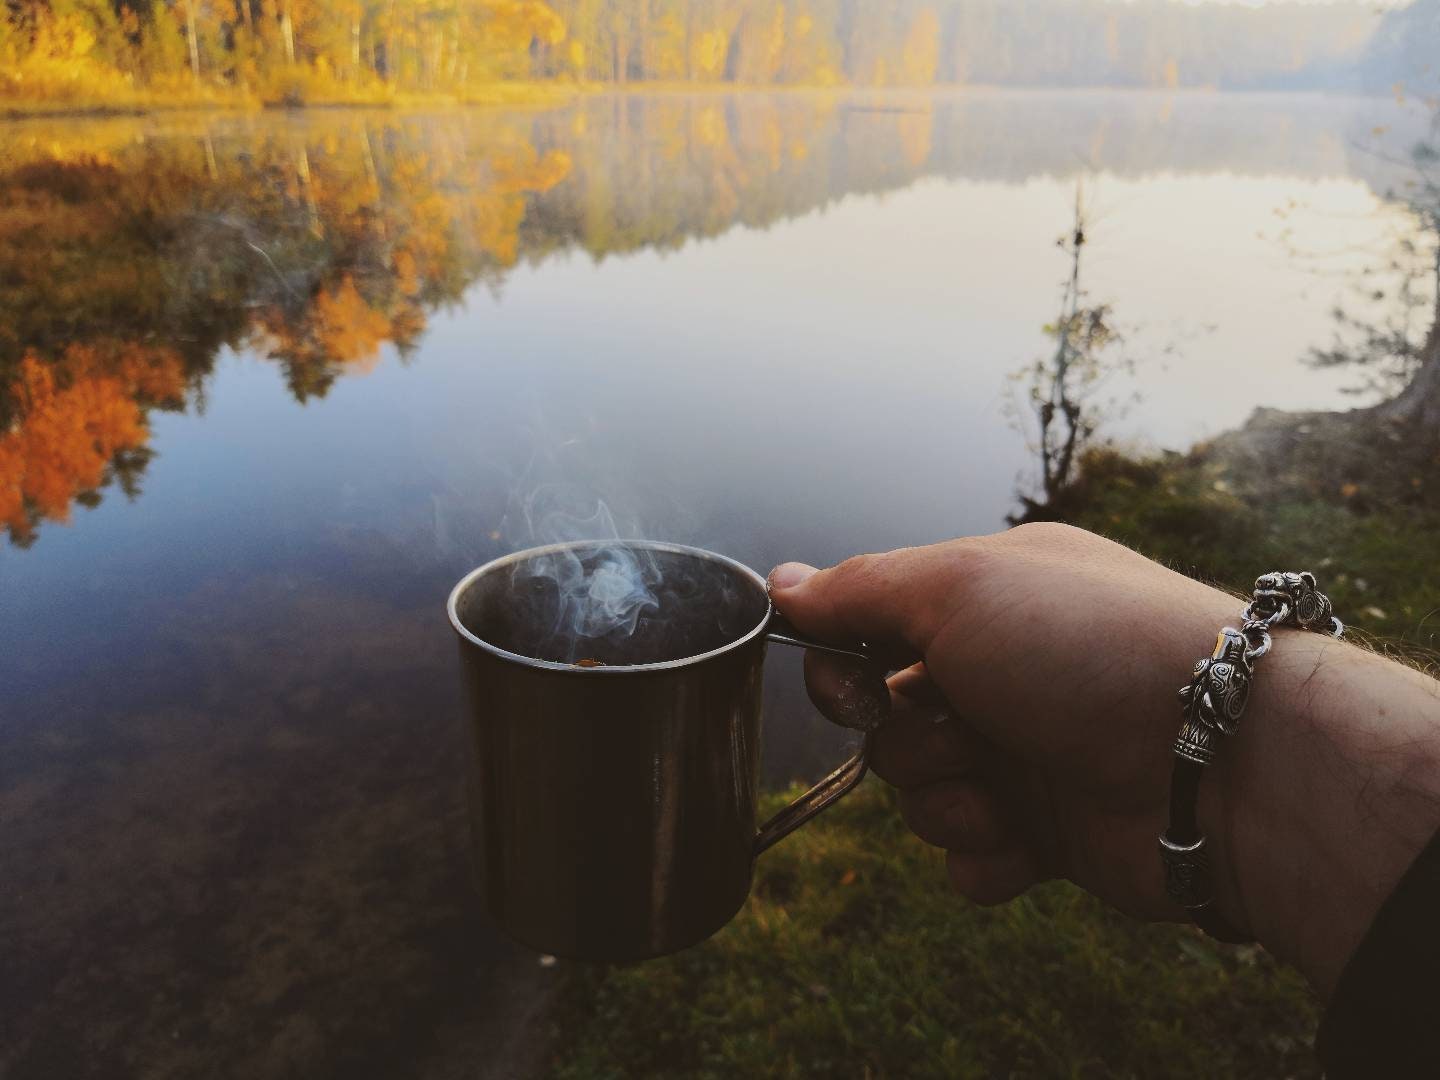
[548,781,1319,1079]
[1050,448,1440,655]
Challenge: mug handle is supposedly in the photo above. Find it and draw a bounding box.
[753,612,888,855]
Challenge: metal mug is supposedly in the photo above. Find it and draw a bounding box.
[446,539,888,961]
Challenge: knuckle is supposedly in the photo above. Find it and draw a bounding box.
[939,535,988,579]
[829,550,893,594]
[1005,520,1088,548]
[898,789,947,847]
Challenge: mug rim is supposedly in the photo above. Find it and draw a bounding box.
[447,539,772,675]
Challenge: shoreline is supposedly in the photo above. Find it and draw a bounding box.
[0,81,1397,122]
[0,81,588,121]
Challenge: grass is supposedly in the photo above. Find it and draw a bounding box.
[545,446,1440,1078]
[1044,447,1440,654]
[0,84,253,119]
[548,782,1320,1079]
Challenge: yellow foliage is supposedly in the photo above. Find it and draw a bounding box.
[474,146,572,262]
[393,248,421,297]
[481,0,566,54]
[694,105,728,149]
[897,109,932,168]
[693,30,729,80]
[0,11,131,105]
[495,148,571,195]
[901,9,941,86]
[32,13,97,62]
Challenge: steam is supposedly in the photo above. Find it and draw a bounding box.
[507,484,665,662]
[570,552,660,638]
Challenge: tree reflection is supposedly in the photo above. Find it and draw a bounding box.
[0,344,185,546]
[0,113,575,544]
[0,94,1431,546]
[2,96,949,545]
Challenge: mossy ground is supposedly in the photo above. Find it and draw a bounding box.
[1049,447,1440,655]
[548,782,1319,1079]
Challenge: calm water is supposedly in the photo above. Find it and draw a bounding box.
[0,90,1427,1076]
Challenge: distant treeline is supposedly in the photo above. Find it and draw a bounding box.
[0,0,1427,104]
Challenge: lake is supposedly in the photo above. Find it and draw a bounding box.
[0,89,1429,1077]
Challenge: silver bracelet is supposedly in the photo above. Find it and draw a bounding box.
[1158,572,1344,941]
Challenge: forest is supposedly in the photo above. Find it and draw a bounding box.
[0,0,1425,109]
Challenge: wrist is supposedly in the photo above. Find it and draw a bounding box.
[1205,635,1440,995]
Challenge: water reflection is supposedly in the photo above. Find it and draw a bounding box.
[0,91,1427,548]
[0,115,572,543]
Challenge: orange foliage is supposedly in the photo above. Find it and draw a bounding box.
[0,344,186,543]
[311,275,392,367]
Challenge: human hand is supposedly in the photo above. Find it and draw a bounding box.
[770,523,1440,994]
[771,523,1237,921]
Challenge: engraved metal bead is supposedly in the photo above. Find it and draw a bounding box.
[1158,832,1214,909]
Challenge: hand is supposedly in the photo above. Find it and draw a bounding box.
[770,523,1440,995]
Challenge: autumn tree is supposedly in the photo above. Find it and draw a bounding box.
[0,0,1420,98]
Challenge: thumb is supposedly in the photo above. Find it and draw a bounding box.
[767,545,959,658]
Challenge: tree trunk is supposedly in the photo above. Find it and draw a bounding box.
[685,8,695,81]
[203,131,219,180]
[281,0,296,65]
[384,0,396,82]
[293,140,321,237]
[185,1,201,80]
[639,0,651,80]
[427,27,442,88]
[1377,251,1440,429]
[1379,323,1440,428]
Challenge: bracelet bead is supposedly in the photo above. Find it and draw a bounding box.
[1159,832,1214,909]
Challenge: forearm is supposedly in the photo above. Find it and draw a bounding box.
[1205,635,1440,996]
